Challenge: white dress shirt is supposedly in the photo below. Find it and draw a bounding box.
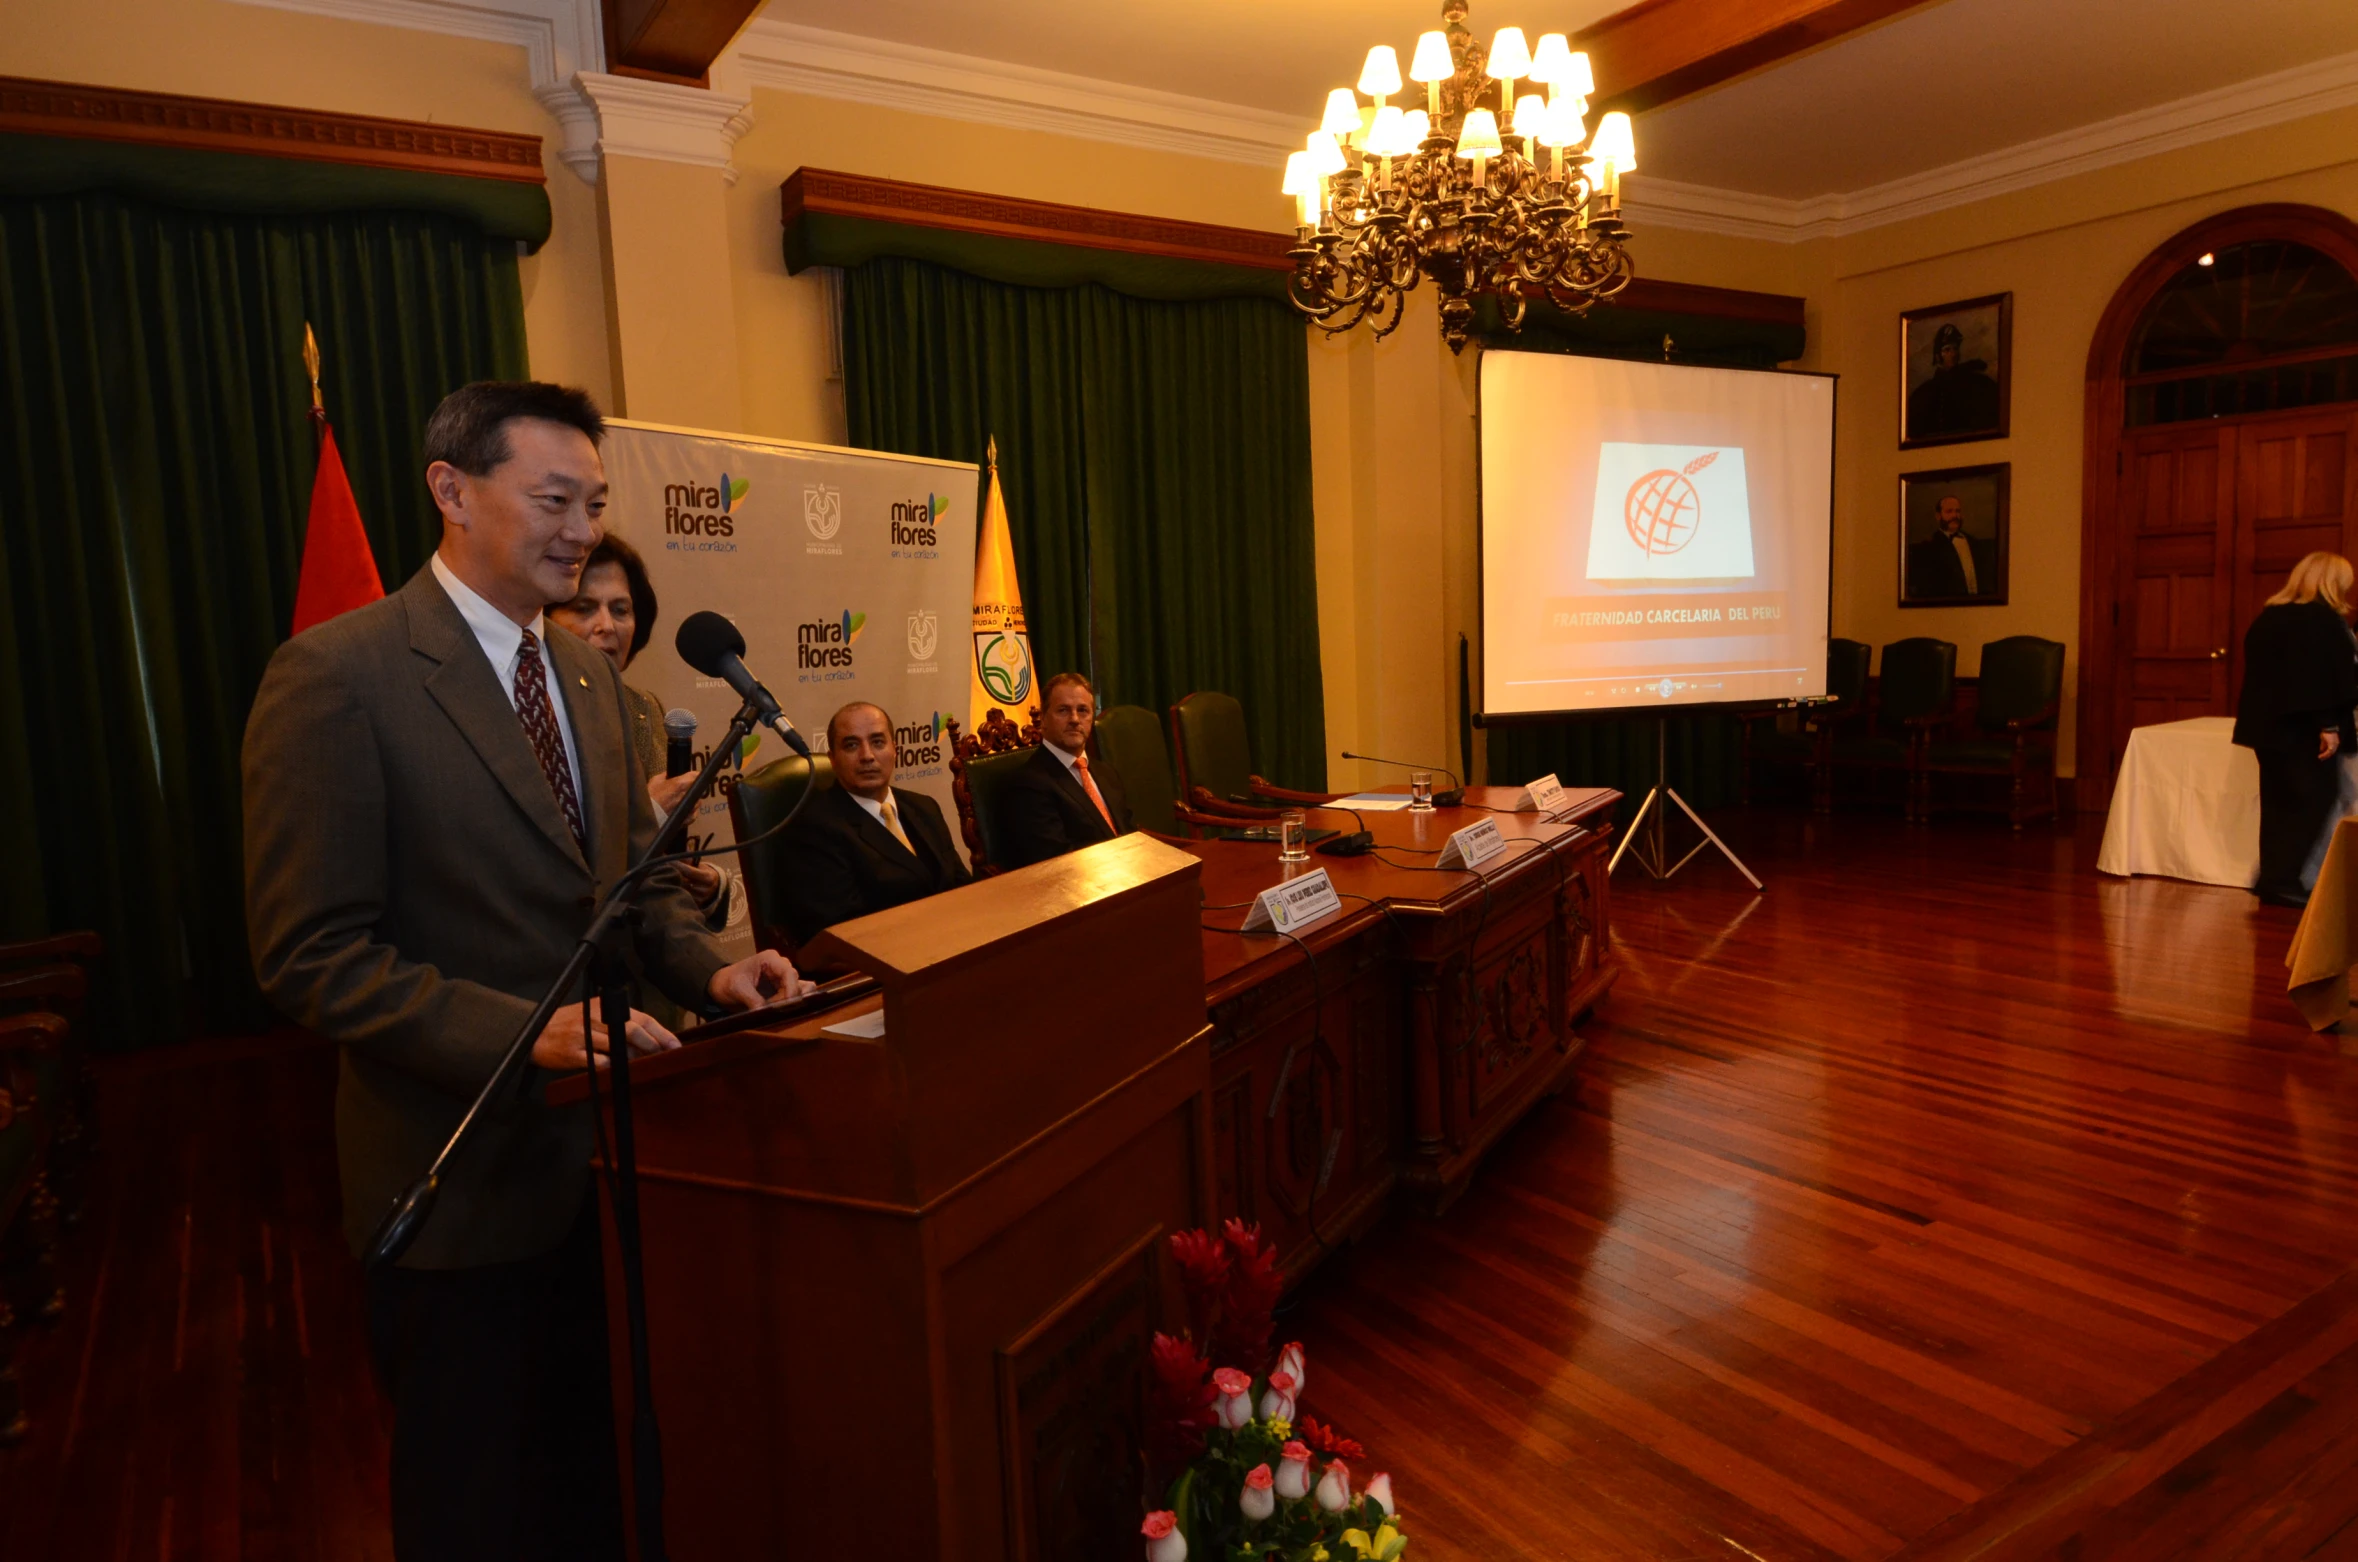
[1046,740,1086,778]
[1948,533,1980,594]
[431,553,585,800]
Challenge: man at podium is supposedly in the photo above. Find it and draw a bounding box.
[242,381,803,1562]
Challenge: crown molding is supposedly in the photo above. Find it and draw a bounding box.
[725,20,1301,169]
[572,71,754,184]
[1629,44,2358,243]
[227,0,606,176]
[0,74,544,182]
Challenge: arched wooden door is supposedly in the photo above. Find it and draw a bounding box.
[2076,204,2358,787]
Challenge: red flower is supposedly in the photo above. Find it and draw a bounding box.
[1146,1331,1214,1467]
[1170,1228,1232,1342]
[1244,1463,1275,1491]
[1212,1222,1283,1372]
[1298,1416,1366,1462]
[1142,1512,1179,1539]
[1211,1367,1253,1397]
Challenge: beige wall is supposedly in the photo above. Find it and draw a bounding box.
[1799,102,2358,777]
[16,1,2358,788]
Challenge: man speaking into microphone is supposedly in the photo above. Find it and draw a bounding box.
[242,381,806,1561]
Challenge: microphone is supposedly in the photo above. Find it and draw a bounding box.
[663,708,698,777]
[1340,750,1464,808]
[674,612,811,758]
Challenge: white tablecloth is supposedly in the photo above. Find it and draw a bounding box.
[2096,717,2260,887]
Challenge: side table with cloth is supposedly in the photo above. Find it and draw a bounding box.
[2288,816,2358,1028]
[2097,717,2262,887]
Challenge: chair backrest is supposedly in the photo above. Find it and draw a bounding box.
[956,746,1038,873]
[1095,704,1179,837]
[1976,636,2066,731]
[1878,638,1957,724]
[728,754,834,952]
[1171,691,1255,806]
[1828,638,1872,706]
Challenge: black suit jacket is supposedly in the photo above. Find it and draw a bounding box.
[2234,598,2358,755]
[998,742,1133,868]
[774,782,971,944]
[1906,533,1999,599]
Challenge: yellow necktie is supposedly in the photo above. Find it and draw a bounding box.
[878,794,915,854]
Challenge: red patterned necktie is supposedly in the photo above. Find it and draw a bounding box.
[514,627,586,851]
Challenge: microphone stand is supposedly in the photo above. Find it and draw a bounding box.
[367,692,807,1562]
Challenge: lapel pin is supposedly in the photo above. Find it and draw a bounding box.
[577,674,589,688]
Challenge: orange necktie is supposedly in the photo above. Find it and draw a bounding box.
[1073,751,1117,833]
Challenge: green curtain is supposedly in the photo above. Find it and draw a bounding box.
[842,256,1326,789]
[0,191,526,1046]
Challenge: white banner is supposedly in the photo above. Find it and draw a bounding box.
[601,419,981,955]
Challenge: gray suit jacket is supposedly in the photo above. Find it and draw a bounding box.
[243,565,729,1269]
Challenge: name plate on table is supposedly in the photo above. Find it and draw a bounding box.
[1240,867,1344,933]
[1516,773,1567,814]
[1437,818,1507,870]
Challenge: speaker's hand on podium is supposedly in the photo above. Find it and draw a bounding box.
[707,948,814,1011]
[532,1004,680,1072]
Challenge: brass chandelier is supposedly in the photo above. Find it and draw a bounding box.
[1282,0,1638,354]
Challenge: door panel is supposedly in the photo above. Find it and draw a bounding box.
[2234,417,2358,709]
[2117,427,2233,752]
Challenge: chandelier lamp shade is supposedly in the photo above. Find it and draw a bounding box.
[1282,0,1638,352]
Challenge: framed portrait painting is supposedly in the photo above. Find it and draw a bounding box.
[1899,464,2009,607]
[1900,292,2010,448]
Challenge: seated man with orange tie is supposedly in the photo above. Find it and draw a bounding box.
[998,672,1134,868]
[773,701,971,944]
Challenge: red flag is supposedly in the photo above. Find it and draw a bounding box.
[291,426,384,635]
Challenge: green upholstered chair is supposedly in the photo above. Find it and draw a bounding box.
[1924,636,2066,829]
[1830,638,1955,821]
[1738,638,1874,809]
[1168,691,1335,818]
[953,746,1037,876]
[727,753,835,954]
[1094,704,1180,838]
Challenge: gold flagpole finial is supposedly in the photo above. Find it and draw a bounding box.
[302,323,324,419]
[987,434,998,472]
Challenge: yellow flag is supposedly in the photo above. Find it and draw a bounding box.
[970,438,1036,732]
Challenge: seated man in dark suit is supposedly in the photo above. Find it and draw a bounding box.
[775,701,971,944]
[997,672,1134,868]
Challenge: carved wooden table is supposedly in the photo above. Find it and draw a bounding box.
[1187,785,1619,1279]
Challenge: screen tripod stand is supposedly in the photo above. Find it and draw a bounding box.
[1608,715,1763,890]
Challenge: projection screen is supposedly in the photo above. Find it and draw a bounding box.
[1479,351,1835,718]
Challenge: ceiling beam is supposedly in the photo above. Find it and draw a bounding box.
[605,0,768,84]
[1579,0,1932,114]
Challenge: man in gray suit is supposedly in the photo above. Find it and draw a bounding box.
[243,381,805,1560]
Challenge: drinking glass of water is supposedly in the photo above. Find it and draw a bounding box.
[1409,771,1435,812]
[1279,809,1309,863]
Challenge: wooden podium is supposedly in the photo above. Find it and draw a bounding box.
[587,835,1213,1560]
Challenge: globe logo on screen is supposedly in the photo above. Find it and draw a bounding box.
[1624,450,1720,557]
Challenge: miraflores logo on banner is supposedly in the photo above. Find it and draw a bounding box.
[665,473,748,553]
[797,609,866,683]
[803,482,843,555]
[890,492,949,559]
[906,608,940,672]
[892,710,949,775]
[974,626,1033,709]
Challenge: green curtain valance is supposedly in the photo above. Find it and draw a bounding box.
[1472,291,1806,366]
[0,133,552,249]
[788,210,1289,304]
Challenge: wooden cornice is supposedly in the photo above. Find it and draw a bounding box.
[606,0,766,84]
[0,76,545,185]
[1579,0,1929,114]
[781,168,1805,327]
[1611,276,1806,328]
[782,168,1295,273]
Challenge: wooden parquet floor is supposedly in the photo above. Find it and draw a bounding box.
[5,810,2356,1559]
[1287,811,2358,1562]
